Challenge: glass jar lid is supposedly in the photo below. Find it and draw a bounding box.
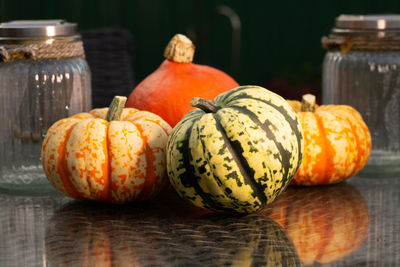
[335,14,400,31]
[0,20,77,38]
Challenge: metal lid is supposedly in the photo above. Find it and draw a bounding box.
[335,14,400,30]
[0,20,77,38]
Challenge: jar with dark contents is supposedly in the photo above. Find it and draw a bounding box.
[322,15,400,178]
[0,20,91,191]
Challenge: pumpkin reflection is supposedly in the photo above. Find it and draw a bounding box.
[45,192,301,266]
[180,213,302,266]
[266,182,370,265]
[45,199,173,267]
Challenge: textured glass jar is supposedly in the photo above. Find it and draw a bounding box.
[322,15,400,177]
[0,20,91,191]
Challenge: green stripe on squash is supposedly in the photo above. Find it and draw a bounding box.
[167,85,304,213]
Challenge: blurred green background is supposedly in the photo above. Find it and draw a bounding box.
[1,0,400,102]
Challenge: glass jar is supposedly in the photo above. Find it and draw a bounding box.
[322,15,400,177]
[0,20,91,192]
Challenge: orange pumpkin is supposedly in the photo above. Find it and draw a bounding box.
[41,96,172,203]
[126,34,239,127]
[267,182,370,265]
[287,94,371,185]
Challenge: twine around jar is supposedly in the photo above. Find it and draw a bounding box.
[0,40,85,62]
[321,34,400,53]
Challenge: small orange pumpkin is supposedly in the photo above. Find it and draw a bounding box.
[126,34,239,127]
[288,94,371,185]
[41,96,172,203]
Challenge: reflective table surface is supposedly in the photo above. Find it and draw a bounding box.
[0,176,399,267]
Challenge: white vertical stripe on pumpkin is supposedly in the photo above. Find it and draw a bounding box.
[108,121,146,203]
[66,119,109,200]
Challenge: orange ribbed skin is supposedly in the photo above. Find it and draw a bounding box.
[41,108,172,203]
[288,102,371,185]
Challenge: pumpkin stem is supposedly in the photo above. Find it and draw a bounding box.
[190,97,219,113]
[106,96,127,122]
[164,34,195,63]
[301,94,316,112]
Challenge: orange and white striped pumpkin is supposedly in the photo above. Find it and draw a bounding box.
[287,94,371,185]
[41,96,172,203]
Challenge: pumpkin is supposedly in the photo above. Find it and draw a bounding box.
[41,96,172,203]
[267,182,370,265]
[288,94,371,185]
[167,85,304,213]
[126,33,239,127]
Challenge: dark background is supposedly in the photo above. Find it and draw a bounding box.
[1,0,400,103]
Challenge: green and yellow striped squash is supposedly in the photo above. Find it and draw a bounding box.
[167,85,304,213]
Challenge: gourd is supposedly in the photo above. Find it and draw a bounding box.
[126,34,239,127]
[267,182,369,265]
[288,94,371,185]
[167,85,304,213]
[41,96,172,203]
